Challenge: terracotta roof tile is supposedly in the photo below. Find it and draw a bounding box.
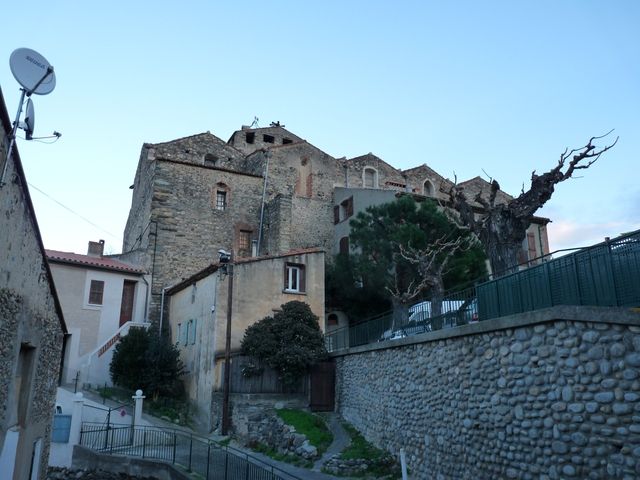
[46,250,145,274]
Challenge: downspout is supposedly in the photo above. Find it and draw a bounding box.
[158,286,168,337]
[141,275,150,323]
[343,163,349,188]
[257,150,271,256]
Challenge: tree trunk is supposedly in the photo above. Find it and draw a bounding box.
[391,297,410,332]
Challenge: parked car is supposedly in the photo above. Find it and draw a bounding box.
[380,298,478,341]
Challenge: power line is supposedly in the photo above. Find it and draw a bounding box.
[27,182,120,240]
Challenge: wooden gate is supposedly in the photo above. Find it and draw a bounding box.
[309,361,335,411]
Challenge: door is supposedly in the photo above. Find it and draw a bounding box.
[310,361,335,412]
[119,280,136,326]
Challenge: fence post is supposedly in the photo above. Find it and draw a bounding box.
[172,432,177,464]
[64,392,85,467]
[188,434,193,472]
[206,442,211,480]
[605,237,620,306]
[132,389,145,428]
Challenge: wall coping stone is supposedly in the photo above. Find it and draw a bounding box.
[330,305,640,357]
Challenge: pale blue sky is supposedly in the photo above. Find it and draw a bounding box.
[1,1,638,255]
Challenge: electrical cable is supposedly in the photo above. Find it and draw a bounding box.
[27,182,120,240]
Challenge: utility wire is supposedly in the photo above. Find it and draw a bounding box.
[27,182,120,240]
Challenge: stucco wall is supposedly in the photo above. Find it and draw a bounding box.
[48,262,147,385]
[333,307,640,480]
[168,250,325,425]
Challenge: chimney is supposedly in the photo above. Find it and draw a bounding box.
[87,240,105,257]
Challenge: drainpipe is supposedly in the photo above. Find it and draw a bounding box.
[257,150,271,256]
[343,163,349,188]
[141,275,150,323]
[158,286,168,337]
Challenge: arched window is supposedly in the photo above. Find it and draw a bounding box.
[363,167,378,188]
[204,153,218,167]
[423,180,435,196]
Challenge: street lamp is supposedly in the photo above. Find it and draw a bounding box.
[219,249,233,435]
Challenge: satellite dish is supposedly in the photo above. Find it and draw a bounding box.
[24,98,35,140]
[9,48,56,95]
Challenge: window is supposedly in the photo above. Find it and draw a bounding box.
[327,313,339,326]
[340,197,354,220]
[238,230,252,257]
[339,236,349,255]
[204,154,218,166]
[188,319,197,345]
[333,206,340,224]
[246,132,255,144]
[363,167,377,188]
[263,134,275,143]
[282,138,292,144]
[284,263,305,293]
[216,191,227,211]
[423,180,434,196]
[88,280,105,305]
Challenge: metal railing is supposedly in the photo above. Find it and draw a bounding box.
[80,422,302,480]
[325,229,640,353]
[478,229,640,319]
[325,287,478,353]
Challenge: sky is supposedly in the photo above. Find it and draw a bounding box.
[1,1,638,256]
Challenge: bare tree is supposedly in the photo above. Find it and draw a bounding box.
[388,234,470,321]
[447,132,618,276]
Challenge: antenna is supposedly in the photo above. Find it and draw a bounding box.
[1,48,57,187]
[24,98,35,140]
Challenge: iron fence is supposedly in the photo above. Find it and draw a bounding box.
[477,229,640,319]
[325,287,478,352]
[325,229,640,353]
[80,422,302,480]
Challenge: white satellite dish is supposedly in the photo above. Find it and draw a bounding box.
[9,48,56,95]
[24,98,35,140]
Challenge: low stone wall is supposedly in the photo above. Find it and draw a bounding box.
[333,306,640,479]
[71,445,190,480]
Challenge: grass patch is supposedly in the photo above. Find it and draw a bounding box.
[276,409,333,454]
[253,442,313,468]
[334,423,401,479]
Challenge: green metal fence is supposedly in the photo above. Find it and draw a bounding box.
[478,230,640,319]
[325,229,640,353]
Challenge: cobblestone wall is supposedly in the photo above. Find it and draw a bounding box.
[335,313,640,479]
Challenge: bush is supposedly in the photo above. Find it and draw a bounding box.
[241,301,327,388]
[110,327,185,401]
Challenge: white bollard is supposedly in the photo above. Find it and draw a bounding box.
[400,447,408,480]
[65,392,85,467]
[132,389,145,427]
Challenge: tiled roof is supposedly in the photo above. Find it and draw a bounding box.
[46,250,145,274]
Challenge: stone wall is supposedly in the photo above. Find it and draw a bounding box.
[333,307,640,479]
[0,90,66,479]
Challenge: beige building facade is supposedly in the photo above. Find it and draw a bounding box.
[166,249,324,425]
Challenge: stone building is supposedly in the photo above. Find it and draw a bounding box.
[166,248,325,426]
[0,87,67,479]
[121,124,550,327]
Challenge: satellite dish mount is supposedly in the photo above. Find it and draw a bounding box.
[1,48,57,187]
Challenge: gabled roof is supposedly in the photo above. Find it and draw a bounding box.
[46,250,146,275]
[457,176,514,204]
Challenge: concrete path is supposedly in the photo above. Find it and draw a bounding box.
[313,413,351,471]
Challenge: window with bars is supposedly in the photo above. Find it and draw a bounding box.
[238,230,252,257]
[88,280,105,305]
[216,191,227,210]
